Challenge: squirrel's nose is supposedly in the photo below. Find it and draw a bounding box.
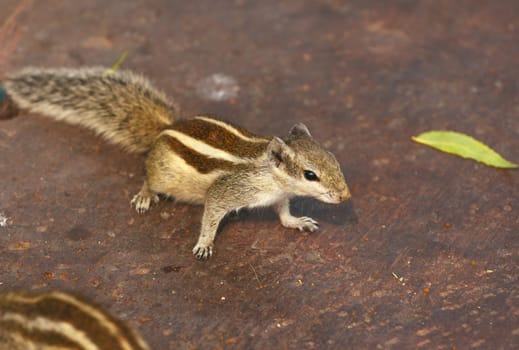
[339,185,351,201]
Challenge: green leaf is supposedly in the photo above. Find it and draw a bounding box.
[412,131,518,169]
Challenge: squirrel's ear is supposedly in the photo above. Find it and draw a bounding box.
[267,137,294,167]
[289,123,312,138]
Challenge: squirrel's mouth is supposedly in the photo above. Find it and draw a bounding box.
[319,187,351,204]
[319,192,341,204]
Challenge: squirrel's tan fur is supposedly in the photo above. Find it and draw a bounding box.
[1,67,351,260]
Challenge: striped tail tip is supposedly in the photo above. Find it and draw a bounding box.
[0,85,19,119]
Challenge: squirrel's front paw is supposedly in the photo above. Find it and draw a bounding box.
[193,243,213,260]
[131,193,159,213]
[282,216,320,232]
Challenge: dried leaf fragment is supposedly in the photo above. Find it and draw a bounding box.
[412,131,517,169]
[105,51,128,75]
[9,240,31,251]
[82,36,113,49]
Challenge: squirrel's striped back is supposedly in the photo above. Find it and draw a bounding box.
[0,290,149,350]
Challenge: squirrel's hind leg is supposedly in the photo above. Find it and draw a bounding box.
[131,140,175,213]
[131,181,159,213]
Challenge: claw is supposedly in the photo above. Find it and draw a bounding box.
[280,214,320,232]
[130,193,159,213]
[299,217,319,232]
[193,244,213,260]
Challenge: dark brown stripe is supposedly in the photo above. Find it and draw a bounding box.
[165,135,236,174]
[0,292,146,350]
[170,117,269,159]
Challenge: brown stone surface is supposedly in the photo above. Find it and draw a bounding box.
[0,1,518,349]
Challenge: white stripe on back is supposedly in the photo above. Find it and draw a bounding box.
[161,129,249,163]
[194,116,267,143]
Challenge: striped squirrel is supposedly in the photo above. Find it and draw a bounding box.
[0,290,149,350]
[0,67,351,260]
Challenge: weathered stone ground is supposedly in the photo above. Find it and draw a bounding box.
[1,1,518,349]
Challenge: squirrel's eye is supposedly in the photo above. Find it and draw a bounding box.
[304,170,319,181]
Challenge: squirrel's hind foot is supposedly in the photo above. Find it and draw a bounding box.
[131,183,159,213]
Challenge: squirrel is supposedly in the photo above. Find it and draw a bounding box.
[0,290,149,350]
[0,67,351,260]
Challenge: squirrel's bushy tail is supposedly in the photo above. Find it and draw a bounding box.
[0,83,19,119]
[2,67,176,153]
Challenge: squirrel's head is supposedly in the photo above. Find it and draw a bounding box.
[267,123,350,203]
